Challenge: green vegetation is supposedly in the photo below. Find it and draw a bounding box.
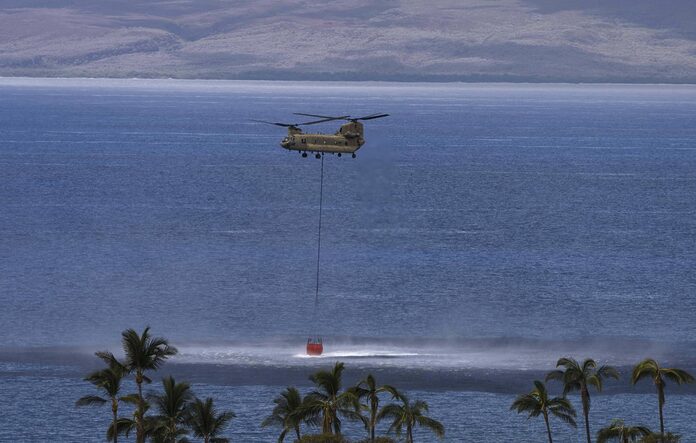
[118,327,178,443]
[639,432,682,443]
[76,327,235,443]
[297,435,350,443]
[264,366,443,443]
[188,397,236,443]
[78,329,443,442]
[512,357,694,443]
[511,380,577,443]
[376,393,444,443]
[596,419,651,443]
[75,355,127,442]
[262,387,307,442]
[78,329,695,442]
[301,362,361,435]
[546,357,619,443]
[349,374,399,443]
[148,376,193,442]
[632,359,694,441]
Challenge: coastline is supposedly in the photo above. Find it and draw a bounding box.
[2,76,696,90]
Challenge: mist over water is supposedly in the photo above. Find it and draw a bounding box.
[1,79,696,441]
[172,335,694,372]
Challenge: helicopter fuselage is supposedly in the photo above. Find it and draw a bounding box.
[281,121,365,154]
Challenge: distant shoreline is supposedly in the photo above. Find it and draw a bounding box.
[1,72,696,86]
[2,76,696,89]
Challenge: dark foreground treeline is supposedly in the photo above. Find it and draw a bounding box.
[77,327,693,443]
[512,357,694,443]
[76,327,442,443]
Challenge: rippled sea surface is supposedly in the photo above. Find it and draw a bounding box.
[1,79,695,442]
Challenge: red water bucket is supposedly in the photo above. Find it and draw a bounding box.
[306,337,323,356]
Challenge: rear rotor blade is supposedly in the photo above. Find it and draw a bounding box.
[355,113,390,120]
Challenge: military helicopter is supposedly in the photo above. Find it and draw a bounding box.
[252,113,389,158]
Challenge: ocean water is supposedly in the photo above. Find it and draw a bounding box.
[1,78,696,442]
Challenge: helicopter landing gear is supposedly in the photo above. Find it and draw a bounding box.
[302,152,307,158]
[315,153,321,159]
[352,153,357,158]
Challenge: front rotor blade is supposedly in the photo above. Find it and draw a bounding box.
[299,116,350,125]
[250,119,292,127]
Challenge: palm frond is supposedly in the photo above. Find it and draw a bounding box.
[108,417,137,440]
[582,359,597,372]
[380,384,401,400]
[556,357,580,369]
[551,409,577,428]
[510,394,542,417]
[76,395,107,407]
[661,368,695,385]
[120,393,141,405]
[632,359,658,385]
[377,404,403,421]
[95,351,128,373]
[416,416,445,438]
[587,374,603,392]
[598,365,620,380]
[546,369,564,382]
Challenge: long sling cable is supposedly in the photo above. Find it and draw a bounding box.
[314,154,325,313]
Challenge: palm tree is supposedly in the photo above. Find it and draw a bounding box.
[350,374,400,443]
[76,355,128,442]
[189,397,235,443]
[547,357,619,443]
[108,394,153,442]
[639,432,681,442]
[377,393,444,443]
[120,327,178,443]
[510,380,577,443]
[632,359,694,441]
[596,419,651,443]
[301,362,361,435]
[262,387,307,442]
[148,376,193,443]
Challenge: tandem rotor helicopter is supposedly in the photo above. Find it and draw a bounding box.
[252,112,389,158]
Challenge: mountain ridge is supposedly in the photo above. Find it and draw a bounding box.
[1,0,695,83]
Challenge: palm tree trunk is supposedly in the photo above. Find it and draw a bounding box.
[582,388,591,443]
[295,425,301,441]
[370,406,376,443]
[407,423,413,443]
[112,402,118,443]
[323,409,331,434]
[136,375,144,443]
[544,411,554,443]
[658,384,665,440]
